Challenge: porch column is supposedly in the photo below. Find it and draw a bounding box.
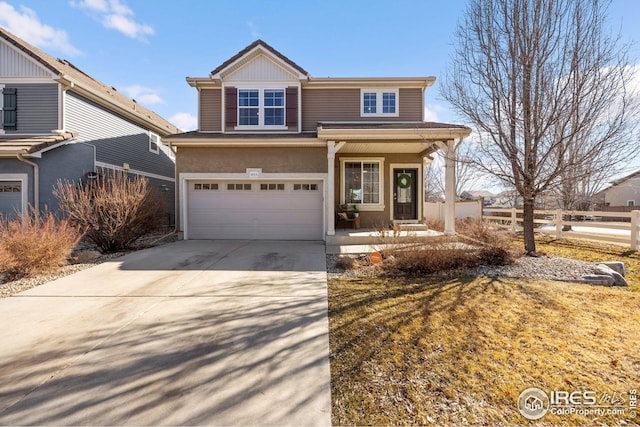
[326,141,345,236]
[443,139,457,236]
[327,141,337,236]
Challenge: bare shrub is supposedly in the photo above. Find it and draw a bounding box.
[0,209,81,279]
[379,219,514,276]
[335,256,356,270]
[424,218,444,232]
[456,218,511,248]
[56,172,166,253]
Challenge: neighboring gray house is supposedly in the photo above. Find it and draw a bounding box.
[0,28,179,223]
[601,170,640,208]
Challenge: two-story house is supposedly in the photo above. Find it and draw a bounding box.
[600,170,640,208]
[163,40,471,240]
[0,28,179,223]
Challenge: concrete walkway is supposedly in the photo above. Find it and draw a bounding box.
[0,240,331,426]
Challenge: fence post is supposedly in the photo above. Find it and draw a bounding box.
[511,208,517,233]
[631,210,639,251]
[555,209,563,240]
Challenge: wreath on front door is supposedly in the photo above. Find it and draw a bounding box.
[397,173,412,189]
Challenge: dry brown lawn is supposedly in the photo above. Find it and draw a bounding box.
[329,274,640,425]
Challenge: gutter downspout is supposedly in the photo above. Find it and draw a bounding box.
[17,153,39,215]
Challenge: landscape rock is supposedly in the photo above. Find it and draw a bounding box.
[70,250,102,264]
[581,274,615,287]
[594,264,629,287]
[601,261,625,277]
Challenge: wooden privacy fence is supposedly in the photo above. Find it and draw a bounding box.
[483,208,640,250]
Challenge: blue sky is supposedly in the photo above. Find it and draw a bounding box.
[1,0,640,177]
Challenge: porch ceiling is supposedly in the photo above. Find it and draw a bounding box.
[338,141,438,154]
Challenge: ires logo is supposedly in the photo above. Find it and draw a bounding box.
[550,390,597,406]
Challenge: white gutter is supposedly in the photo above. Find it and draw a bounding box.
[16,154,38,215]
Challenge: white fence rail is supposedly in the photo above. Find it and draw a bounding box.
[424,200,483,221]
[483,208,640,250]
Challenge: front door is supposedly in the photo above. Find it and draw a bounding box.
[393,168,417,220]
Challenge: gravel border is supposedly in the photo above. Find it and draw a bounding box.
[327,253,599,282]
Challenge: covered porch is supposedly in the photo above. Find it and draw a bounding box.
[318,122,472,240]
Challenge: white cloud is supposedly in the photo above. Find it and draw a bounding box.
[0,1,81,56]
[424,104,445,122]
[169,112,198,132]
[122,85,165,105]
[71,0,154,41]
[247,21,260,39]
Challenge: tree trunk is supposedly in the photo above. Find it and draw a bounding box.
[522,198,537,254]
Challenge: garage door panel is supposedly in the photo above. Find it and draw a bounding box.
[187,181,323,240]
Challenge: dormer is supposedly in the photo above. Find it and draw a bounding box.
[188,40,308,134]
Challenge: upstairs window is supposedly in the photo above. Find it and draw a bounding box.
[361,89,399,117]
[238,89,259,126]
[149,132,159,154]
[237,88,285,128]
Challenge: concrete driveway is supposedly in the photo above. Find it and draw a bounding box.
[0,240,331,426]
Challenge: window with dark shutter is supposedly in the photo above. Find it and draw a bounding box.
[286,87,298,127]
[225,87,237,127]
[2,88,17,131]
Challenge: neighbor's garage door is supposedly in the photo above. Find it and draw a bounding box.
[0,181,22,218]
[187,181,323,240]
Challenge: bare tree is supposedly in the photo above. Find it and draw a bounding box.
[424,141,485,201]
[441,0,638,254]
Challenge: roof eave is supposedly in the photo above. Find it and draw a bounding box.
[304,76,436,89]
[186,77,222,88]
[317,126,471,141]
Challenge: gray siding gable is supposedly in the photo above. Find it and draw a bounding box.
[2,83,58,133]
[65,91,174,178]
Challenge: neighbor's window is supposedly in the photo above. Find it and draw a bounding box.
[238,88,285,127]
[628,200,636,207]
[344,161,381,205]
[149,132,159,154]
[361,89,398,117]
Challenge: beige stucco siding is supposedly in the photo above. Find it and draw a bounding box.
[302,88,424,131]
[177,147,327,174]
[199,89,222,131]
[335,152,422,228]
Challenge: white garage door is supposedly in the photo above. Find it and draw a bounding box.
[0,181,22,218]
[187,181,323,240]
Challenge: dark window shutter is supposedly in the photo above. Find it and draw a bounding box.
[225,87,237,127]
[3,88,17,131]
[286,87,298,127]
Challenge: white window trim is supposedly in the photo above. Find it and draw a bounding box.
[149,131,159,154]
[340,158,385,211]
[628,200,635,207]
[360,89,399,117]
[235,86,287,130]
